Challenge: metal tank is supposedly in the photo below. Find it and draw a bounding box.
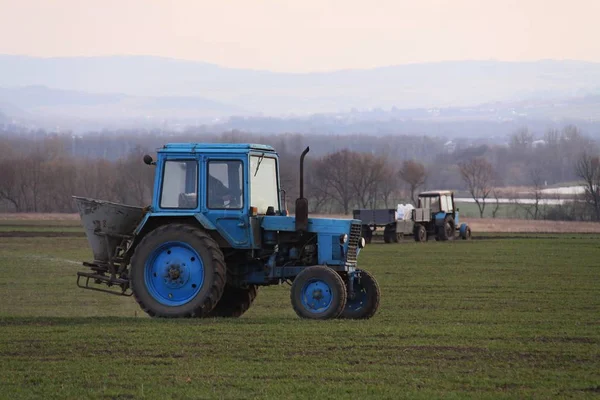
[73,196,146,264]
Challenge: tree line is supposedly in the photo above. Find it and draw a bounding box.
[0,125,599,220]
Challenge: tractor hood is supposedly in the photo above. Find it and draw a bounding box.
[261,215,363,266]
[261,215,358,234]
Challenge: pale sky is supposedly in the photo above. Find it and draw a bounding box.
[0,0,598,72]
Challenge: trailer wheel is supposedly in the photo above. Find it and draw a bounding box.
[207,284,258,318]
[130,223,226,318]
[290,266,347,319]
[383,230,391,243]
[414,224,427,242]
[339,269,381,319]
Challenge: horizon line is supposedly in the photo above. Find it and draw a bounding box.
[0,53,597,75]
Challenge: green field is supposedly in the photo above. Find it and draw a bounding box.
[0,229,599,399]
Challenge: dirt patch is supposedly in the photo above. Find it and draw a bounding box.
[464,218,600,233]
[402,345,489,353]
[0,213,79,221]
[0,231,84,238]
[533,336,596,344]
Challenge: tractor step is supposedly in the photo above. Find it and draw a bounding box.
[76,270,132,297]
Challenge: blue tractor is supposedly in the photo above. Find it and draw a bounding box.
[73,143,380,320]
[412,190,472,242]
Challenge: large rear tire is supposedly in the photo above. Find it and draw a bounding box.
[207,284,258,318]
[130,224,226,318]
[437,216,455,241]
[339,270,381,319]
[290,266,347,320]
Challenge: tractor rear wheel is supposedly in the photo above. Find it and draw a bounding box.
[339,269,381,319]
[207,284,258,318]
[290,266,347,319]
[438,216,455,241]
[414,224,427,242]
[130,223,226,318]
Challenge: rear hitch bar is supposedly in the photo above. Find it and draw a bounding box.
[77,270,133,297]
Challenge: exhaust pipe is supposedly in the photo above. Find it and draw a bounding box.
[295,146,310,232]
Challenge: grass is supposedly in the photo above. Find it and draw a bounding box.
[455,202,529,219]
[0,226,599,399]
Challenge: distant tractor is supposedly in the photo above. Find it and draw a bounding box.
[412,190,471,242]
[353,190,471,243]
[73,144,380,320]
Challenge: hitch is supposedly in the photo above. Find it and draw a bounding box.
[76,262,132,296]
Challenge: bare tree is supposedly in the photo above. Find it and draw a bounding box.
[459,157,495,218]
[491,189,501,218]
[113,146,155,206]
[0,160,22,211]
[575,152,600,221]
[376,163,399,208]
[313,150,356,214]
[398,160,427,205]
[509,127,534,153]
[351,153,388,208]
[528,166,545,220]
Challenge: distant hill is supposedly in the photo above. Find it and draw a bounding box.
[1,55,600,133]
[0,85,246,130]
[1,55,600,115]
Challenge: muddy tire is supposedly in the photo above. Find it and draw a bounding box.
[207,284,258,318]
[130,223,226,318]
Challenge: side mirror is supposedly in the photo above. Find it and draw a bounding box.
[143,155,155,165]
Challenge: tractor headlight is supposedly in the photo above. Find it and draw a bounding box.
[358,237,366,248]
[339,233,348,244]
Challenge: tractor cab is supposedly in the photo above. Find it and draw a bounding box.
[417,190,456,216]
[141,143,285,249]
[73,143,379,321]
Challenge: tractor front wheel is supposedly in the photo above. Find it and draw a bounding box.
[207,284,258,318]
[290,266,347,319]
[130,224,226,318]
[460,224,472,240]
[339,270,381,319]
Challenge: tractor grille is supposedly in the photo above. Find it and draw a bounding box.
[346,222,362,264]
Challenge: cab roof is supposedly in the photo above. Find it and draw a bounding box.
[159,143,276,154]
[419,190,454,197]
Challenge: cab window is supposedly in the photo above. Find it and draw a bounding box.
[207,160,243,209]
[160,160,198,209]
[441,195,453,212]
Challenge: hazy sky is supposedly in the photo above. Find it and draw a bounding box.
[0,0,598,72]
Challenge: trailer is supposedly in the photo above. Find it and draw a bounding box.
[352,208,414,243]
[353,190,472,243]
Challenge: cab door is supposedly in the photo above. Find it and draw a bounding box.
[200,157,251,248]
